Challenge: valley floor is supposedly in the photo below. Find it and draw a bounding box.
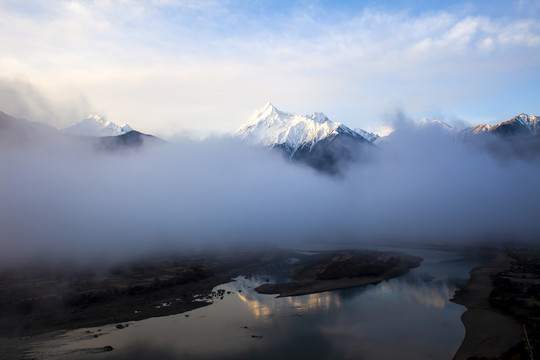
[0,248,294,340]
[1,245,539,359]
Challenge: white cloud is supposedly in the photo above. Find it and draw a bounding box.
[0,2,539,135]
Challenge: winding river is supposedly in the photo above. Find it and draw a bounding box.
[27,247,481,360]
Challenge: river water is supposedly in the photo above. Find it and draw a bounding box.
[28,247,481,360]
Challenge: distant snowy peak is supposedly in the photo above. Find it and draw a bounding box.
[461,124,492,136]
[461,113,539,137]
[63,114,133,137]
[417,118,453,130]
[236,103,367,153]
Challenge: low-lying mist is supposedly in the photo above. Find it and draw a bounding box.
[1,121,539,266]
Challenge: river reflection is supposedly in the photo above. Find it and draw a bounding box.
[233,275,342,318]
[382,277,456,309]
[30,248,481,360]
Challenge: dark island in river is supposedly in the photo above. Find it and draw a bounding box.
[255,250,423,297]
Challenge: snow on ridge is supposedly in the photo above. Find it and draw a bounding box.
[238,106,540,152]
[512,113,539,135]
[236,103,339,152]
[416,118,453,130]
[460,113,539,136]
[63,114,132,137]
[353,128,380,143]
[236,103,367,153]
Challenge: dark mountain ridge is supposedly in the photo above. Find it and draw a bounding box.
[0,110,164,152]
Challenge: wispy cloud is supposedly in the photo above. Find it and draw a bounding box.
[0,1,539,135]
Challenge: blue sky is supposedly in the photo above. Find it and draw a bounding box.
[0,0,539,137]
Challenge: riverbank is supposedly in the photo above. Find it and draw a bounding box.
[0,248,294,338]
[0,248,424,338]
[452,250,525,359]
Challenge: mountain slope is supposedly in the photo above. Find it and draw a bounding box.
[63,114,133,137]
[1,110,164,152]
[236,103,372,152]
[236,103,373,173]
[0,110,62,145]
[459,113,540,159]
[97,130,166,152]
[461,114,539,138]
[62,113,165,151]
[353,128,380,143]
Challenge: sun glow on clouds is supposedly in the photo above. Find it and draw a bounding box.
[0,1,539,137]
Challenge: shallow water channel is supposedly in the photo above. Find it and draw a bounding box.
[28,247,481,360]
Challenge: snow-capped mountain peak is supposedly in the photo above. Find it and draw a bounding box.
[63,114,133,137]
[236,103,367,154]
[417,118,453,130]
[468,124,492,134]
[511,113,539,135]
[255,101,278,117]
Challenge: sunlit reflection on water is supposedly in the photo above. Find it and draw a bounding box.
[379,277,457,309]
[232,276,342,319]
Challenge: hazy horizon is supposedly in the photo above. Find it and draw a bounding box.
[1,0,540,263]
[2,112,539,266]
[0,0,539,138]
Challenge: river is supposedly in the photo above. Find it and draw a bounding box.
[26,247,481,360]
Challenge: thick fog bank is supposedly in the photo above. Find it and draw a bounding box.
[345,125,540,243]
[1,124,539,264]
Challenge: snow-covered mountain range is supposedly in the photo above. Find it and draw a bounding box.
[235,103,376,153]
[235,103,376,173]
[63,114,133,137]
[3,105,539,170]
[460,113,539,138]
[234,104,540,172]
